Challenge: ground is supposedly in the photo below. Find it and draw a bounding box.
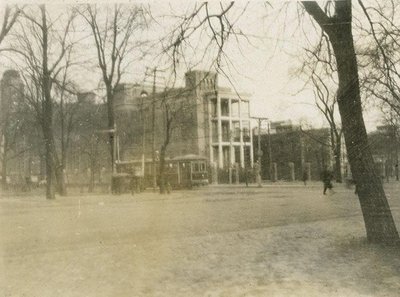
[1,182,400,297]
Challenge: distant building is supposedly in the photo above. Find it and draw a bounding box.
[368,125,399,179]
[77,91,97,104]
[113,70,254,178]
[0,70,30,185]
[0,70,23,114]
[254,121,334,181]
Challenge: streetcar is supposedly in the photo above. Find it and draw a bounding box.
[116,154,209,190]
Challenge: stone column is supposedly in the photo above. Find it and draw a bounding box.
[235,163,240,184]
[217,96,223,168]
[288,162,295,181]
[305,162,311,180]
[211,161,218,184]
[255,161,262,187]
[271,162,277,182]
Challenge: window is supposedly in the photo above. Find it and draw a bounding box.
[221,98,229,116]
[234,146,240,164]
[213,147,219,164]
[233,121,240,142]
[210,98,217,117]
[231,100,239,117]
[212,121,218,142]
[222,121,230,142]
[244,146,251,168]
[193,162,206,172]
[223,146,230,168]
[242,121,250,142]
[240,101,249,117]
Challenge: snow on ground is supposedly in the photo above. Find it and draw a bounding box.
[1,182,400,297]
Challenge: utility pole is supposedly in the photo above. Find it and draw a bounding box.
[394,125,399,181]
[268,120,273,182]
[113,122,117,175]
[251,116,269,187]
[229,130,232,184]
[151,68,157,191]
[145,67,165,191]
[256,118,262,187]
[140,92,148,181]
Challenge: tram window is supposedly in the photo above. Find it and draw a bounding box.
[192,162,205,172]
[199,162,205,172]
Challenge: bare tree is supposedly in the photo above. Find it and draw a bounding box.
[373,107,400,181]
[302,0,399,244]
[354,1,400,183]
[74,98,107,193]
[163,1,399,244]
[296,30,344,182]
[158,96,174,194]
[53,69,81,195]
[0,5,21,47]
[0,70,34,190]
[356,1,400,118]
[309,70,343,182]
[0,5,22,186]
[161,2,243,82]
[156,89,193,194]
[79,4,148,191]
[9,5,77,199]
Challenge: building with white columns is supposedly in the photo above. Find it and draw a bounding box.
[114,70,254,174]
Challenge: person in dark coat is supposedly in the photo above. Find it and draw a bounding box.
[321,168,335,195]
[302,170,308,186]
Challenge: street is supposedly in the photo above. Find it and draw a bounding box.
[2,182,400,296]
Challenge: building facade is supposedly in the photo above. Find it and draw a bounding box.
[368,125,399,180]
[113,70,254,178]
[0,70,37,186]
[254,122,334,181]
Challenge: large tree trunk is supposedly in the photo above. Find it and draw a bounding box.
[88,157,95,193]
[59,93,68,196]
[42,91,56,200]
[303,0,399,244]
[334,40,398,243]
[106,85,116,193]
[159,147,166,194]
[43,127,55,200]
[330,8,398,244]
[2,146,8,190]
[41,5,56,200]
[334,142,342,183]
[55,163,67,196]
[61,150,68,195]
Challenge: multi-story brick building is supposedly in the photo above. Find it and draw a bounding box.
[254,122,334,181]
[368,125,399,180]
[0,70,38,187]
[114,70,254,179]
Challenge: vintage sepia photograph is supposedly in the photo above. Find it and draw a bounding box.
[1,0,400,296]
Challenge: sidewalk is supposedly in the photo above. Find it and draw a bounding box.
[210,180,325,188]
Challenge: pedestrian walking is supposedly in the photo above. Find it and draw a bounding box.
[166,181,172,194]
[302,170,308,186]
[321,168,335,195]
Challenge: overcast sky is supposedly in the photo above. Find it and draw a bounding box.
[0,1,385,131]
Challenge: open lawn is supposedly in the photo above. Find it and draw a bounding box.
[1,182,400,296]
